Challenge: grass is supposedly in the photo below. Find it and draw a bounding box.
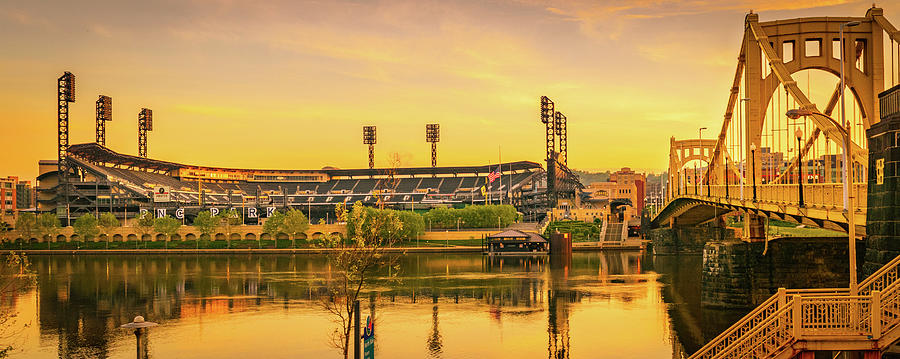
[728,218,845,238]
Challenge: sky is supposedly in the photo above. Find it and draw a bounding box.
[0,0,897,181]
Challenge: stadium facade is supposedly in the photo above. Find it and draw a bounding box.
[38,143,572,223]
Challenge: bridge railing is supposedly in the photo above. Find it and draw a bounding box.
[674,183,867,210]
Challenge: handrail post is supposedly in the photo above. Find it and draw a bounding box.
[778,287,787,308]
[792,295,803,339]
[872,290,882,338]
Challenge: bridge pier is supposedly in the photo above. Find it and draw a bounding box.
[864,87,900,277]
[744,214,766,242]
[701,238,859,308]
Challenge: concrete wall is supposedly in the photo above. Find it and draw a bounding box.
[4,223,347,242]
[5,224,498,243]
[420,230,497,241]
[701,238,859,308]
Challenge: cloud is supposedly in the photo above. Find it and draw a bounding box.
[524,0,860,41]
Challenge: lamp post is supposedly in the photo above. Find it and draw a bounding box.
[694,163,698,195]
[699,127,707,196]
[787,108,856,293]
[739,98,751,200]
[795,127,805,207]
[749,143,757,202]
[840,20,860,212]
[120,316,158,359]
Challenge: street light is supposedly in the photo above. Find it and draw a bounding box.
[840,20,860,212]
[120,316,158,359]
[739,98,751,200]
[787,108,856,293]
[749,143,757,202]
[699,127,708,196]
[795,127,805,207]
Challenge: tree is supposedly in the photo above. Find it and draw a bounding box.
[321,201,402,358]
[0,252,34,358]
[334,202,348,223]
[262,210,285,247]
[154,216,181,249]
[14,214,36,242]
[193,211,219,248]
[217,209,241,248]
[397,211,424,241]
[134,211,155,248]
[72,214,100,245]
[281,209,309,248]
[36,213,60,249]
[98,213,120,249]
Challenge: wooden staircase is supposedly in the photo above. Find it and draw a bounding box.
[689,255,900,359]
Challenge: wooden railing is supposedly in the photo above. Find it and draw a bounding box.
[688,256,900,359]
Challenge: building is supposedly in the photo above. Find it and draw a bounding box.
[581,167,647,222]
[0,176,17,214]
[16,180,34,209]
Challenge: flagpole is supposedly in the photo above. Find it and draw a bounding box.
[498,145,502,205]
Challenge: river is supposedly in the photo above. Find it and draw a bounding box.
[2,252,746,358]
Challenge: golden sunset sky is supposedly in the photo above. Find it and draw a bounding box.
[0,0,897,181]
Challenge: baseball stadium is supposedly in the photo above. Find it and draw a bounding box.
[38,73,584,225]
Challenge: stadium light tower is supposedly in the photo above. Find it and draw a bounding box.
[554,111,567,167]
[96,95,112,147]
[540,96,555,161]
[363,125,376,169]
[57,72,75,165]
[138,108,153,158]
[426,123,440,168]
[58,72,75,224]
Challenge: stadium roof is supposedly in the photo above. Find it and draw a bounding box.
[66,143,543,177]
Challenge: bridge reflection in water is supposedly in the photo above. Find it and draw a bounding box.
[4,253,740,358]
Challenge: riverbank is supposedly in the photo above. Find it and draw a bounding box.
[5,241,646,255]
[8,247,488,255]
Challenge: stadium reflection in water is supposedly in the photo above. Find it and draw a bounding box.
[4,252,743,358]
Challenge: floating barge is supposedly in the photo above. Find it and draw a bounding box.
[482,230,549,255]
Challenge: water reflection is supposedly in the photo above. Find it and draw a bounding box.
[5,252,710,358]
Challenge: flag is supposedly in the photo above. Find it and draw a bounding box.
[480,185,487,197]
[488,168,501,183]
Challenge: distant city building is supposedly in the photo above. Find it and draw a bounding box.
[16,180,34,209]
[0,176,19,214]
[576,167,647,222]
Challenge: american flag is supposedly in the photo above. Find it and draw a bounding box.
[488,168,501,183]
